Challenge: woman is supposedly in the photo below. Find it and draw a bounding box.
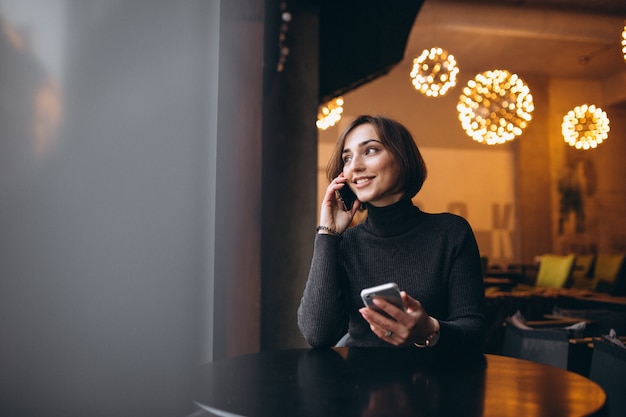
[297,115,486,352]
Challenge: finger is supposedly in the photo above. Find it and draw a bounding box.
[360,306,402,335]
[371,297,406,321]
[326,180,344,197]
[401,291,423,313]
[333,174,348,185]
[326,175,349,195]
[370,323,403,346]
[375,294,422,330]
[349,199,361,215]
[360,307,392,329]
[372,323,392,339]
[367,321,392,340]
[324,184,346,210]
[361,309,409,344]
[321,186,337,207]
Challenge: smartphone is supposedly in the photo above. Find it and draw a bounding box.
[360,282,405,318]
[337,183,358,211]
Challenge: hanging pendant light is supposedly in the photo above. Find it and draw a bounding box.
[562,104,610,150]
[457,69,534,145]
[409,47,459,97]
[316,96,344,130]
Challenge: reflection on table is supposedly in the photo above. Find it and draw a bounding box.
[192,348,605,417]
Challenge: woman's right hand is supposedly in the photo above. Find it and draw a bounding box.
[319,174,360,234]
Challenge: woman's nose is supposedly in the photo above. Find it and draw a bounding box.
[352,156,365,171]
[346,155,365,173]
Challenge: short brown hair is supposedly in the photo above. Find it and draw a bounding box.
[326,115,427,199]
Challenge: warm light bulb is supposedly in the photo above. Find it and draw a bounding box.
[410,47,459,97]
[316,97,344,130]
[457,70,533,145]
[562,104,610,150]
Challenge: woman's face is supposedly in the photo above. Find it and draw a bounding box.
[341,123,403,207]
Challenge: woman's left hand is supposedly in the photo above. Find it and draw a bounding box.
[358,291,438,346]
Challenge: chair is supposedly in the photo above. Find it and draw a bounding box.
[534,254,576,289]
[589,338,626,417]
[591,253,626,295]
[502,324,570,369]
[501,313,592,375]
[570,253,596,290]
[552,306,626,338]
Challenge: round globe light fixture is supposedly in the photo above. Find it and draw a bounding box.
[457,69,534,145]
[316,96,344,130]
[562,104,610,150]
[410,47,459,97]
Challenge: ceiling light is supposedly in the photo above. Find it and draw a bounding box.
[457,69,534,145]
[562,104,610,150]
[410,47,459,97]
[316,96,344,130]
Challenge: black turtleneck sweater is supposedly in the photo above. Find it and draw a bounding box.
[297,198,486,352]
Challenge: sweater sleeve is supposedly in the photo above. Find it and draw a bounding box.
[435,217,487,354]
[297,234,349,348]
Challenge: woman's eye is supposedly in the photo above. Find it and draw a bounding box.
[342,155,352,163]
[365,147,379,155]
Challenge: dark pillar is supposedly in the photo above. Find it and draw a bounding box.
[261,0,319,350]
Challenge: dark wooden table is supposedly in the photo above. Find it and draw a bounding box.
[191,348,606,417]
[484,277,518,292]
[486,264,538,282]
[558,292,626,312]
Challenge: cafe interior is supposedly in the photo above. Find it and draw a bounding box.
[312,1,626,415]
[315,0,626,353]
[1,0,626,416]
[315,0,626,403]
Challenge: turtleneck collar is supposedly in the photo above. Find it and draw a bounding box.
[362,198,423,237]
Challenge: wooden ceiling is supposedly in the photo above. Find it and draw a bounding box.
[407,0,626,81]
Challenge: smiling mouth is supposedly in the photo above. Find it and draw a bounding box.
[354,177,373,185]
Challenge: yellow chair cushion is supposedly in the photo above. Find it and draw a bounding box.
[535,254,576,289]
[571,254,595,290]
[592,253,625,291]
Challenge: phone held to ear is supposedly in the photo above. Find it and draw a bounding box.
[337,183,358,211]
[360,282,405,319]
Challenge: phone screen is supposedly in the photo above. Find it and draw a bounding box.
[337,184,357,211]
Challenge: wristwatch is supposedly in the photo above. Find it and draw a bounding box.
[414,318,440,348]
